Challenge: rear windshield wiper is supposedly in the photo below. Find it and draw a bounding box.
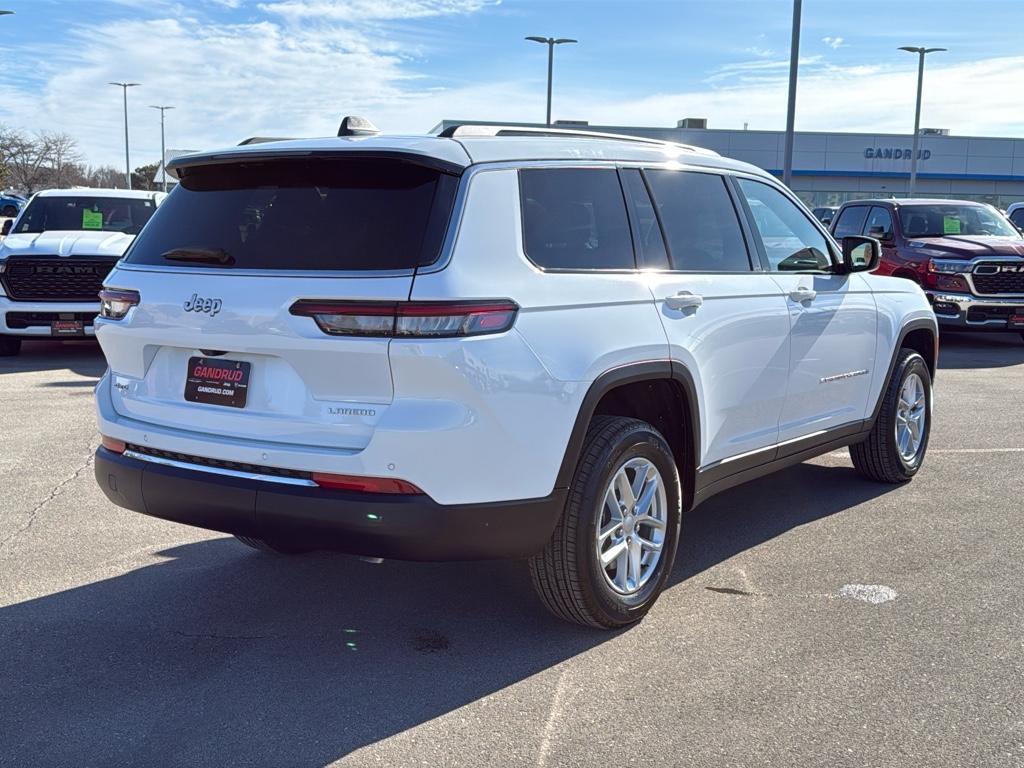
[160,247,235,266]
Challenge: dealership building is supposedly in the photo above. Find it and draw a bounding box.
[432,119,1024,209]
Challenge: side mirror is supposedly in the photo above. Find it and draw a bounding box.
[1,220,11,236]
[841,236,880,273]
[867,226,893,242]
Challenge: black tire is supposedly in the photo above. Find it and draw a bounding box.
[0,337,22,357]
[529,415,682,629]
[1,205,16,218]
[233,535,312,555]
[850,349,932,483]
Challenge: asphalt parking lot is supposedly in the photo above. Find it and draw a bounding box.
[2,334,1023,767]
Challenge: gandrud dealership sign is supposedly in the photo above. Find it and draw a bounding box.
[864,147,932,160]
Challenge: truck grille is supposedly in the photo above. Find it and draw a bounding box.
[0,256,117,302]
[972,264,1024,295]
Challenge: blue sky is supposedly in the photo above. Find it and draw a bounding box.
[1,0,1021,167]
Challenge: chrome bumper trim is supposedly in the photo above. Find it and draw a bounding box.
[121,449,318,487]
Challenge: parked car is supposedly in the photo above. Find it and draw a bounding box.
[812,206,838,225]
[0,188,165,356]
[93,121,937,628]
[0,193,26,219]
[1006,201,1024,231]
[831,198,1024,341]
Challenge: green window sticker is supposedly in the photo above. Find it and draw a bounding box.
[82,209,103,230]
[943,216,961,235]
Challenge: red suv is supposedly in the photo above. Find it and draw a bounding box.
[831,198,1024,341]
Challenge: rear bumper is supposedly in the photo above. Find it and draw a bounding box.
[94,447,566,561]
[928,291,1024,331]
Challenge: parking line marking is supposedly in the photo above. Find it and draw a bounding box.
[536,667,570,768]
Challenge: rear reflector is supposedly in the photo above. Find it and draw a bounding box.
[290,300,518,338]
[312,472,424,495]
[101,435,126,454]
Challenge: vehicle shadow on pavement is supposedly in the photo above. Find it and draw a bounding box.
[673,461,897,584]
[0,339,106,378]
[937,331,1024,369]
[0,538,597,766]
[0,461,896,766]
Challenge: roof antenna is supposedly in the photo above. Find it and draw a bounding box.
[338,116,380,137]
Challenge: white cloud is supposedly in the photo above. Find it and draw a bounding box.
[2,7,1023,170]
[822,36,846,50]
[258,0,490,22]
[564,55,1024,138]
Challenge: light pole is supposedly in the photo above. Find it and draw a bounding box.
[525,36,577,126]
[149,105,174,192]
[899,46,946,197]
[782,0,802,188]
[109,82,140,189]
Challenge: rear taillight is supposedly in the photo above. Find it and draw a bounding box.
[290,300,518,338]
[312,472,423,495]
[99,289,140,320]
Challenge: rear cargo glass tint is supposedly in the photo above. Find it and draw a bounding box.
[124,158,458,271]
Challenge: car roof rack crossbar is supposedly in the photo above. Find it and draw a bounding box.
[437,123,717,155]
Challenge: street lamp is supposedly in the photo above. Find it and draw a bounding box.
[109,82,140,189]
[149,105,174,192]
[899,46,946,197]
[525,36,577,126]
[0,11,14,16]
[782,0,802,188]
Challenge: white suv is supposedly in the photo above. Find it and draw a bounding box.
[93,122,937,628]
[0,188,165,355]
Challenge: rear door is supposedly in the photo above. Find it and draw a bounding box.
[632,168,791,468]
[97,155,459,451]
[733,177,877,442]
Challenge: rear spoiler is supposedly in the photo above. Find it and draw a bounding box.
[167,149,466,180]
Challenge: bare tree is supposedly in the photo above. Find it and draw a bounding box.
[82,165,126,189]
[0,125,50,194]
[41,131,83,188]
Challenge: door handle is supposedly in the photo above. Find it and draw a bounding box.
[788,287,817,303]
[665,291,704,310]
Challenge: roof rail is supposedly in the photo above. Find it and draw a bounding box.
[437,123,718,156]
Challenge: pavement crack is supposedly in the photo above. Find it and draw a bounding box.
[0,442,97,553]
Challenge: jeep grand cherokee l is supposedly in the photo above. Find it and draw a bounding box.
[0,188,164,356]
[831,198,1024,340]
[93,122,937,628]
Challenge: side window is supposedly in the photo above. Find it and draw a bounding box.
[1009,208,1024,229]
[865,206,894,240]
[519,168,635,270]
[620,168,669,269]
[644,170,752,272]
[737,179,833,272]
[832,206,869,239]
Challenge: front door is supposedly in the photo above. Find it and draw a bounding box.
[733,177,877,443]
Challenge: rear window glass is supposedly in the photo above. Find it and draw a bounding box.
[14,196,157,235]
[644,170,751,272]
[520,168,635,270]
[124,158,458,271]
